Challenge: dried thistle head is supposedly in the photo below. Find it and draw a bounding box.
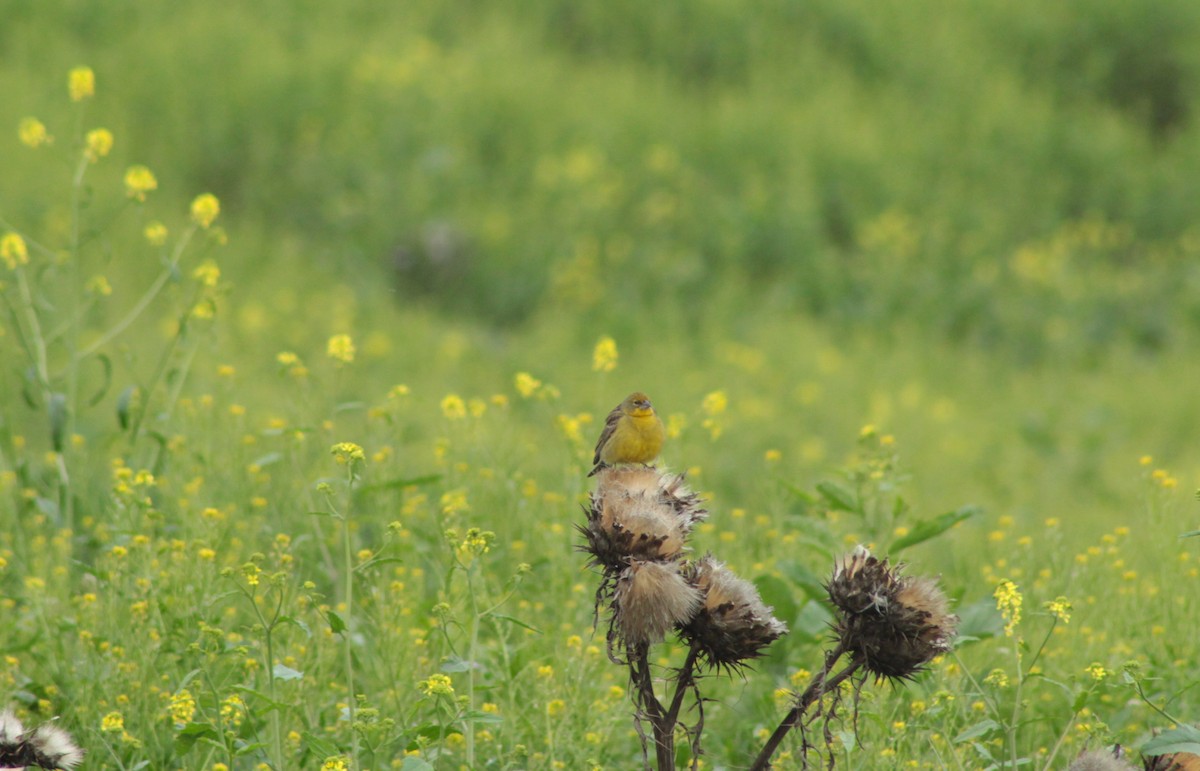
[612,559,703,647]
[0,708,25,745]
[579,466,707,571]
[0,708,83,770]
[827,546,956,681]
[679,554,788,671]
[1067,747,1137,771]
[29,723,85,769]
[1144,750,1200,771]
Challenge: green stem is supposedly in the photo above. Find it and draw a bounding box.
[464,562,480,767]
[1008,640,1024,770]
[341,467,359,768]
[78,224,197,359]
[1038,711,1079,771]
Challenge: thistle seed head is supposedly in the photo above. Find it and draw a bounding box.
[29,723,85,769]
[680,554,788,670]
[1144,750,1200,771]
[0,709,83,770]
[827,546,957,680]
[1068,747,1137,771]
[613,559,703,647]
[580,466,707,571]
[0,708,24,745]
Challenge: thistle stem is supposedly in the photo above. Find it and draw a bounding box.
[748,643,859,771]
[631,643,674,770]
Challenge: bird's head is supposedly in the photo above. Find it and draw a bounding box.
[622,392,655,416]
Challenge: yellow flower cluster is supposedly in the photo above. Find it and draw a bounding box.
[592,335,618,372]
[1,232,29,270]
[327,334,356,364]
[993,579,1022,638]
[1043,596,1072,624]
[167,688,196,725]
[18,117,52,148]
[190,193,221,228]
[124,165,158,201]
[85,128,113,162]
[330,442,366,464]
[418,673,455,697]
[68,66,95,101]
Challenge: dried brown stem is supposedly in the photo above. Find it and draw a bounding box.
[748,643,861,771]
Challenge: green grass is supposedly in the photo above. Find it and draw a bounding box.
[2,2,1200,769]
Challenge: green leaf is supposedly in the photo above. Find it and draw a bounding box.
[889,505,981,553]
[302,731,341,759]
[230,685,286,712]
[88,353,112,407]
[792,599,833,641]
[441,656,478,673]
[251,452,283,468]
[953,719,1000,743]
[326,610,346,634]
[1180,529,1200,539]
[277,615,312,638]
[778,560,827,601]
[485,612,542,634]
[354,556,405,574]
[461,709,504,725]
[816,481,859,513]
[954,597,1004,643]
[116,385,138,430]
[358,474,444,494]
[753,574,799,626]
[48,392,67,452]
[1142,725,1200,757]
[174,722,219,753]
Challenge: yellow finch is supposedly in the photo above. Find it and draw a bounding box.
[589,392,666,476]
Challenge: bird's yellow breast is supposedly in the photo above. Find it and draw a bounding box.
[601,412,666,465]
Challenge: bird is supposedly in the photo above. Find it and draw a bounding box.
[589,391,666,476]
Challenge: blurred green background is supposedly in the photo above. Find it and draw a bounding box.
[5,0,1200,556]
[6,0,1200,349]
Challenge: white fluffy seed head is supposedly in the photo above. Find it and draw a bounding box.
[614,560,703,646]
[31,722,85,769]
[0,707,25,744]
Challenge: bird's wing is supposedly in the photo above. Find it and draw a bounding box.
[592,404,624,465]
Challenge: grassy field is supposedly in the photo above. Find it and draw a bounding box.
[3,2,1200,769]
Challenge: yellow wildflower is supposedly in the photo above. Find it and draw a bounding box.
[326,334,355,364]
[1043,596,1072,624]
[124,165,158,201]
[418,673,454,697]
[192,260,221,287]
[701,390,728,415]
[190,193,221,228]
[84,128,113,162]
[101,711,125,732]
[85,275,112,296]
[144,221,168,245]
[1,232,29,270]
[440,393,467,419]
[514,371,542,398]
[68,66,95,101]
[994,579,1022,638]
[18,117,52,148]
[168,688,196,724]
[330,442,366,464]
[592,335,618,372]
